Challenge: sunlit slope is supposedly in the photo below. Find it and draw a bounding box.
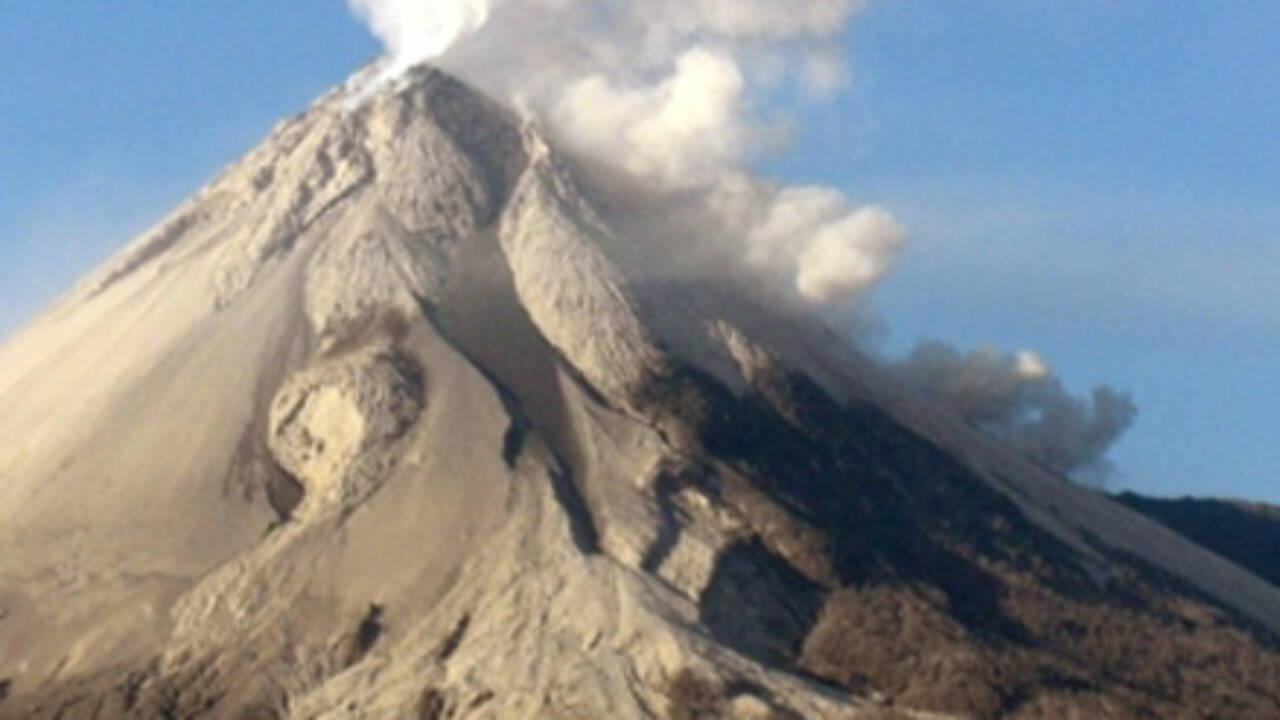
[1,66,1278,720]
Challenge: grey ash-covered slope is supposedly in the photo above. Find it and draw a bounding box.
[1116,493,1280,590]
[1,66,1279,720]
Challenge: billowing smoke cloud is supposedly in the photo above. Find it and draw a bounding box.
[348,0,491,72]
[345,1,1135,477]
[346,0,900,306]
[890,342,1138,480]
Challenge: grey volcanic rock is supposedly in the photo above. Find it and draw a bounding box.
[1,65,1279,720]
[267,344,424,519]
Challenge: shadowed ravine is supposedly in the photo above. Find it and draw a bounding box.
[2,65,1280,720]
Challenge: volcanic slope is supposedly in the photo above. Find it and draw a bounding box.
[2,66,1279,720]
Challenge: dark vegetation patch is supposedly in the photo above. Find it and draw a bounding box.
[640,363,1073,639]
[801,585,1006,717]
[666,669,722,720]
[636,359,1280,719]
[665,669,801,720]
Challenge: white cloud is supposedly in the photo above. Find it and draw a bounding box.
[342,0,1142,476]
[796,206,905,302]
[347,0,491,75]
[346,0,902,307]
[552,48,747,188]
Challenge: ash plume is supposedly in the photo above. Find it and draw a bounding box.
[345,1,1137,478]
[346,0,899,307]
[890,343,1138,480]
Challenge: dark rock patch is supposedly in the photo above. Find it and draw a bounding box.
[345,604,385,667]
[666,669,722,720]
[416,687,447,720]
[435,614,471,663]
[699,538,826,665]
[548,457,600,555]
[640,464,706,574]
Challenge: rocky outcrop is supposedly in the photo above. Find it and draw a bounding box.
[267,345,424,519]
[498,133,666,405]
[3,62,1280,720]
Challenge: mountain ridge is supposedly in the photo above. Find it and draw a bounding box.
[2,64,1279,720]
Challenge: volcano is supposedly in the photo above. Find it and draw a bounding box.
[1,66,1278,720]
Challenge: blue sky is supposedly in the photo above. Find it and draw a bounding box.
[1,2,1276,502]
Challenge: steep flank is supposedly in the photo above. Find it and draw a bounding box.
[497,133,666,404]
[3,62,1280,720]
[1116,493,1280,590]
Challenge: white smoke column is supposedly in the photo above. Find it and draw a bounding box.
[345,1,1139,476]
[795,206,905,302]
[347,0,491,76]
[345,0,896,306]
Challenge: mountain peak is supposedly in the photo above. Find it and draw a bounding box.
[4,66,1280,720]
